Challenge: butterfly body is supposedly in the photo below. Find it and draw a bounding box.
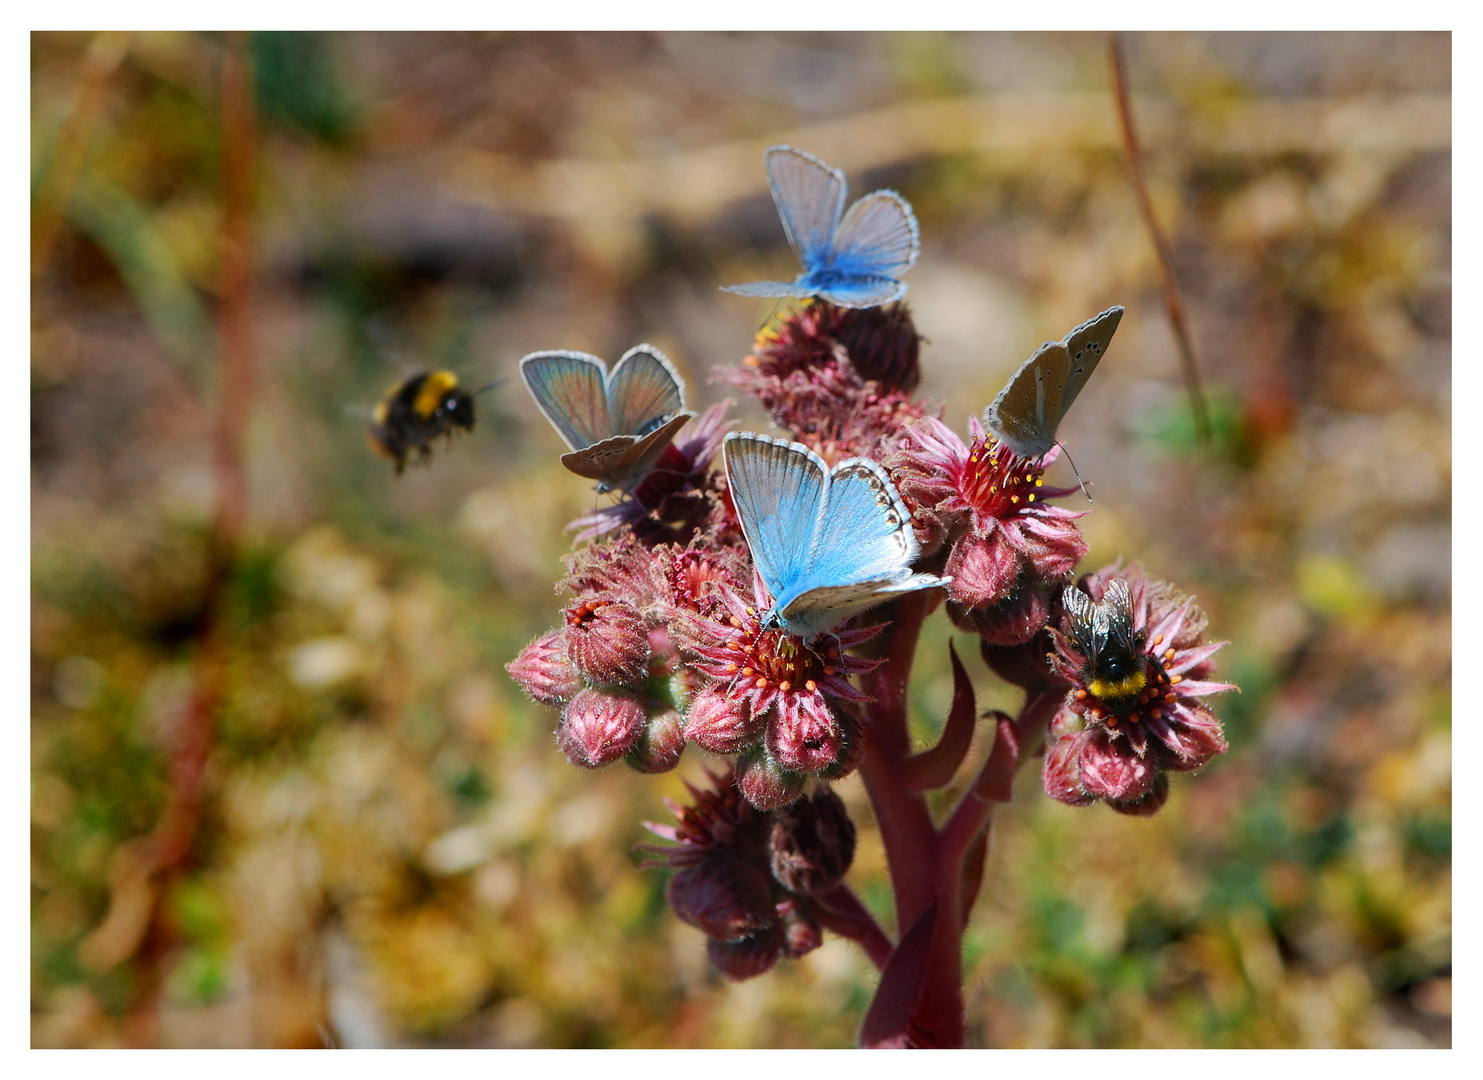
[368,370,479,473]
[984,306,1124,461]
[520,345,695,493]
[722,146,920,310]
[723,432,949,642]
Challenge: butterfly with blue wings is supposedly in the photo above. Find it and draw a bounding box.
[723,433,950,643]
[721,146,920,310]
[520,345,696,493]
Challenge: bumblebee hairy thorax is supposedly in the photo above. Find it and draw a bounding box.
[368,370,477,473]
[1062,578,1149,716]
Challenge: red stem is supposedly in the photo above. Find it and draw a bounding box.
[812,885,894,971]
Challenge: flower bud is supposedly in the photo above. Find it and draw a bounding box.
[558,688,645,768]
[667,853,776,942]
[768,788,856,896]
[1042,723,1095,807]
[706,926,783,981]
[625,706,686,774]
[1108,771,1170,817]
[1077,729,1157,803]
[767,694,841,774]
[776,898,823,959]
[684,684,761,754]
[944,530,1021,609]
[948,581,1051,646]
[506,631,581,705]
[563,598,651,687]
[736,750,806,811]
[832,302,921,394]
[817,707,866,781]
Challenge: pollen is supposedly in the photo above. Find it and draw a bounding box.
[779,680,791,691]
[1035,478,1043,487]
[1152,634,1164,646]
[729,616,742,628]
[727,640,741,650]
[1164,648,1176,661]
[725,663,738,674]
[1028,494,1036,502]
[1151,708,1162,719]
[1075,689,1087,700]
[1011,495,1019,504]
[1169,674,1183,685]
[823,666,836,676]
[1106,717,1118,728]
[746,607,756,617]
[805,680,817,692]
[755,677,768,689]
[742,667,754,676]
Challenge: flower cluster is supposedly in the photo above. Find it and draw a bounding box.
[888,414,1088,644]
[1041,564,1233,815]
[638,769,856,980]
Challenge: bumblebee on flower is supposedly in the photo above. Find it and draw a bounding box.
[1042,564,1233,816]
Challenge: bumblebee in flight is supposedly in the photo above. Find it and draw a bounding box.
[368,370,497,473]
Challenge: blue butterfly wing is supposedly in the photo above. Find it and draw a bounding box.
[777,458,946,636]
[519,350,611,450]
[813,276,908,309]
[723,433,828,608]
[830,191,920,279]
[720,280,818,299]
[605,345,686,436]
[764,145,846,270]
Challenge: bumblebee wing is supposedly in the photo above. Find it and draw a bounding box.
[1100,577,1140,657]
[1061,585,1100,659]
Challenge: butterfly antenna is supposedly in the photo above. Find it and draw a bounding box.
[758,299,784,333]
[1055,441,1094,502]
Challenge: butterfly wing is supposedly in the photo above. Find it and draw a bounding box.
[719,280,819,299]
[519,351,612,451]
[983,341,1071,460]
[814,276,908,309]
[605,345,686,436]
[562,411,696,489]
[1056,306,1123,420]
[764,145,846,269]
[723,433,829,608]
[776,458,946,636]
[829,191,920,280]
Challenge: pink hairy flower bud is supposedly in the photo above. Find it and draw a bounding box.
[625,706,686,774]
[768,788,857,896]
[706,926,783,981]
[766,692,843,773]
[506,631,582,705]
[684,684,762,754]
[817,707,865,781]
[1108,772,1170,817]
[563,598,651,686]
[558,688,645,768]
[666,853,777,942]
[736,750,806,811]
[776,898,823,959]
[944,530,1022,609]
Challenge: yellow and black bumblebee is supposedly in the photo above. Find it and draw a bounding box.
[368,370,497,473]
[1061,578,1148,714]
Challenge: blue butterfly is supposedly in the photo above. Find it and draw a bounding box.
[520,345,695,493]
[721,146,920,310]
[723,433,949,642]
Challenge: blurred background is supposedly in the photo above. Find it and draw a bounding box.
[30,32,1450,1047]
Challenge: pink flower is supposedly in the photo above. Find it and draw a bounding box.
[562,597,651,686]
[683,582,879,788]
[1041,565,1234,816]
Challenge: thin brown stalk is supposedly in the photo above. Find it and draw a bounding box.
[1109,32,1212,448]
[31,32,130,277]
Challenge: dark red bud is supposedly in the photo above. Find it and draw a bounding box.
[768,788,857,896]
[776,898,823,959]
[1108,771,1170,817]
[706,925,783,981]
[667,854,776,942]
